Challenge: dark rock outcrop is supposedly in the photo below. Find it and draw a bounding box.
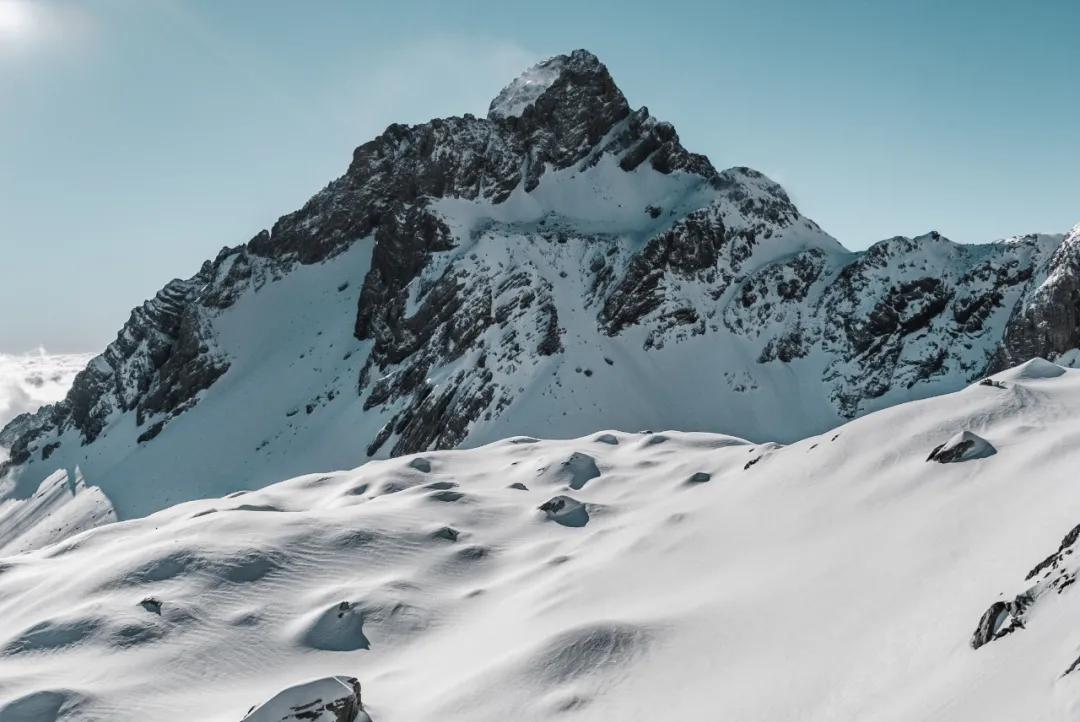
[971,520,1080,654]
[970,597,1030,649]
[990,227,1080,372]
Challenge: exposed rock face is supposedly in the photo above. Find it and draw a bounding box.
[1,49,1078,514]
[990,225,1080,371]
[1,268,229,473]
[970,521,1080,659]
[810,232,1055,416]
[601,168,819,340]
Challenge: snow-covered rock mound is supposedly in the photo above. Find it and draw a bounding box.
[0,362,1079,720]
[242,676,367,722]
[1000,357,1067,381]
[546,451,601,490]
[538,494,590,526]
[926,430,996,463]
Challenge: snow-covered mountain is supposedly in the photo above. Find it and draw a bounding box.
[1,50,1078,555]
[3,359,1080,721]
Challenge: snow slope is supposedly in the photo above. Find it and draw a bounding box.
[3,358,1080,720]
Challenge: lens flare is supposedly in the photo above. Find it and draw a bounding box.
[0,0,32,38]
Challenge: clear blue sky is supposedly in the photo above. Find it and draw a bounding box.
[1,0,1077,353]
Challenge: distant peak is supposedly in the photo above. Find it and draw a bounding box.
[487,49,623,121]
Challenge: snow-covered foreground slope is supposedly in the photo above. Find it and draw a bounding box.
[0,352,89,450]
[3,358,1080,721]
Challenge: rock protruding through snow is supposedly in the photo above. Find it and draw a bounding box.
[407,457,432,473]
[242,676,366,722]
[539,495,589,527]
[549,452,601,490]
[970,599,1028,649]
[4,401,1080,719]
[970,519,1080,656]
[926,431,996,463]
[537,451,604,489]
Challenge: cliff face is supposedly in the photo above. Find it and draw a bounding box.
[1,50,1076,546]
[990,225,1080,372]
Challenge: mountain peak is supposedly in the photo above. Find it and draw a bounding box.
[5,43,1080,567]
[487,49,627,122]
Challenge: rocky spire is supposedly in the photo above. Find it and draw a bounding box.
[487,49,629,124]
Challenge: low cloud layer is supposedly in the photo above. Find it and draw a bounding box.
[0,350,90,433]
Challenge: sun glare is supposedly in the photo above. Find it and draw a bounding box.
[0,0,32,38]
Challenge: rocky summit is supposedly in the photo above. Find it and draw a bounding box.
[1,50,1077,553]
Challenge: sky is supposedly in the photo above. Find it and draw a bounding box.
[0,0,1077,353]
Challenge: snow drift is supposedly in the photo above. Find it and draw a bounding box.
[2,362,1080,720]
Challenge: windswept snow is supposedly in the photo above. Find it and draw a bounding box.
[2,363,1080,720]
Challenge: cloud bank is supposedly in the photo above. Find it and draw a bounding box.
[0,350,90,438]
